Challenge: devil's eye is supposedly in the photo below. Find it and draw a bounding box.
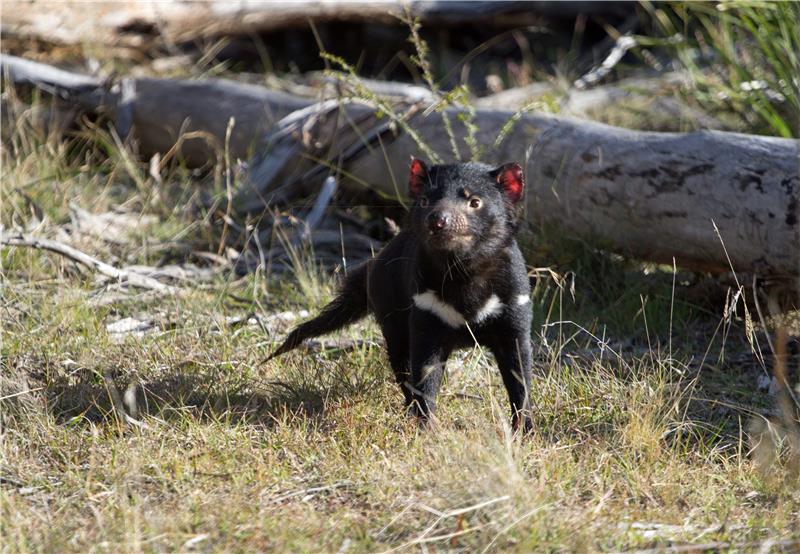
[469,197,482,209]
[419,196,429,208]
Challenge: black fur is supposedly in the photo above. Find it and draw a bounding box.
[269,160,533,431]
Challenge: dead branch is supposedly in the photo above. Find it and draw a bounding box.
[1,233,180,294]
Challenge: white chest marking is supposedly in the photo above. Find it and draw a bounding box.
[412,290,506,328]
[516,294,530,306]
[473,294,504,324]
[412,290,466,328]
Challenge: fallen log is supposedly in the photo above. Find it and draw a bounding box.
[355,109,798,282]
[2,55,309,165]
[1,1,630,51]
[3,55,798,285]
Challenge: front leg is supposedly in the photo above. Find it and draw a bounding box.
[407,309,452,424]
[487,331,532,433]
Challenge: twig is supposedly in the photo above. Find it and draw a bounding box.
[383,496,509,553]
[240,98,345,210]
[218,116,236,256]
[244,98,421,213]
[102,371,150,430]
[438,495,510,518]
[0,387,45,402]
[573,34,638,90]
[1,232,179,294]
[269,482,352,504]
[482,505,551,554]
[289,338,380,354]
[301,175,338,240]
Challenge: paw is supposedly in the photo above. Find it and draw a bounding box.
[512,414,533,436]
[406,401,439,430]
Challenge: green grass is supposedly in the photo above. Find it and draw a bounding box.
[641,0,800,138]
[2,113,799,552]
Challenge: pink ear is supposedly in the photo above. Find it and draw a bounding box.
[491,162,525,203]
[409,157,428,198]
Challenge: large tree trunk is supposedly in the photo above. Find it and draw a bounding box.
[3,54,798,284]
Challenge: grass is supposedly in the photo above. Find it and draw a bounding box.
[3,252,799,551]
[640,0,800,138]
[2,103,799,552]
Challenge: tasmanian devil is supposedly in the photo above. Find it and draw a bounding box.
[269,159,533,431]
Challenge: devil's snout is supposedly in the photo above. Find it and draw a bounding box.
[427,211,450,232]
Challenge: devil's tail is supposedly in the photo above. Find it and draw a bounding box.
[267,262,370,360]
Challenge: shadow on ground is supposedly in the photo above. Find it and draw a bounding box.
[6,356,387,428]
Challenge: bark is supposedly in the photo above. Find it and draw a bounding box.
[130,77,310,166]
[3,55,798,283]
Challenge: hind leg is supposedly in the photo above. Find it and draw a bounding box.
[381,319,412,406]
[486,333,532,433]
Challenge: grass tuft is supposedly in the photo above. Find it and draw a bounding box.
[641,0,800,137]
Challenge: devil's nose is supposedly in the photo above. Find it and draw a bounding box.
[427,211,449,231]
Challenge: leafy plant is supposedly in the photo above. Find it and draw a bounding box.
[641,0,800,137]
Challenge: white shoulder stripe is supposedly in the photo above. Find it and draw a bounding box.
[516,294,530,305]
[413,291,511,327]
[473,294,504,323]
[412,290,466,328]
